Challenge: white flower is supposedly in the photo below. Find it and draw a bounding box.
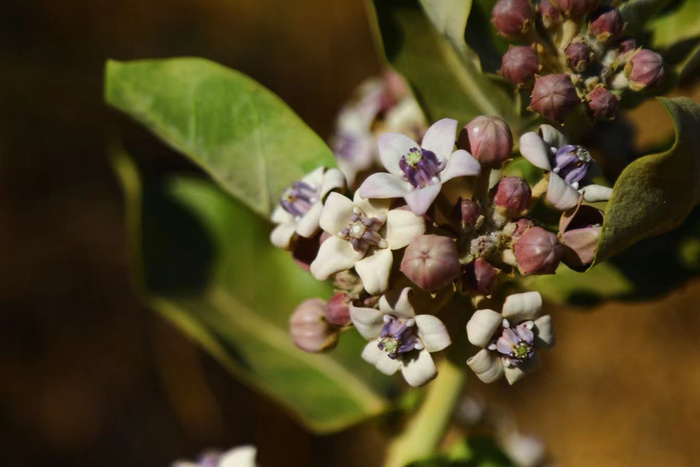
[270,167,345,249]
[350,288,451,387]
[310,192,425,295]
[466,292,555,385]
[173,445,257,467]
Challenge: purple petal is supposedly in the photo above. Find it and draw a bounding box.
[439,150,481,182]
[421,118,458,160]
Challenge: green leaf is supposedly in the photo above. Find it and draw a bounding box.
[593,97,700,265]
[620,0,676,36]
[649,0,700,49]
[367,0,522,130]
[418,0,480,68]
[112,153,393,434]
[105,58,336,218]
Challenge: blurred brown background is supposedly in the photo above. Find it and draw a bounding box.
[0,0,698,466]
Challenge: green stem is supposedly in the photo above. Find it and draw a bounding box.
[384,360,465,467]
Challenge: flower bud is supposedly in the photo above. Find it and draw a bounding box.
[453,197,481,230]
[289,299,338,353]
[494,177,532,217]
[492,0,534,38]
[540,0,562,29]
[625,49,664,91]
[559,204,603,268]
[457,116,514,168]
[618,37,636,56]
[325,293,351,327]
[462,258,499,296]
[401,235,461,292]
[500,46,540,85]
[514,227,563,274]
[551,0,599,19]
[588,7,625,42]
[530,74,580,123]
[586,86,619,121]
[565,41,594,73]
[505,218,534,238]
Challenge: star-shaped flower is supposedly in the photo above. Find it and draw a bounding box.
[358,118,481,215]
[350,287,451,387]
[310,192,425,295]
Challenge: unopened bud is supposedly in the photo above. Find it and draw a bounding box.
[462,258,499,296]
[588,7,625,42]
[500,46,540,85]
[540,0,562,29]
[618,37,636,56]
[401,235,461,292]
[290,299,338,353]
[505,218,534,238]
[551,0,599,19]
[565,40,595,73]
[530,74,580,123]
[586,86,619,121]
[325,293,351,327]
[457,116,514,168]
[625,49,664,91]
[492,0,534,38]
[454,198,481,230]
[560,204,604,268]
[494,177,532,217]
[514,226,563,275]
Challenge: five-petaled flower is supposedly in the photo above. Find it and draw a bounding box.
[350,287,451,387]
[270,167,345,248]
[358,118,481,215]
[466,291,555,385]
[310,192,425,295]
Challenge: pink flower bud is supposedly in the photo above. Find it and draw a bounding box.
[509,218,534,238]
[618,37,636,56]
[289,298,338,353]
[401,235,461,292]
[500,46,540,85]
[588,7,625,41]
[494,177,532,216]
[625,49,664,91]
[462,258,499,296]
[325,293,351,327]
[565,41,594,73]
[551,0,599,19]
[454,197,481,230]
[559,204,604,268]
[540,0,562,29]
[457,116,514,168]
[530,74,580,123]
[586,86,619,121]
[514,226,563,274]
[492,0,534,38]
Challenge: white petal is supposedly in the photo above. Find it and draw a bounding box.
[415,314,451,352]
[362,341,402,375]
[439,150,481,183]
[302,166,325,185]
[502,291,543,323]
[385,209,425,249]
[467,349,504,383]
[534,315,556,349]
[421,118,457,160]
[219,446,257,467]
[295,202,322,238]
[353,191,391,218]
[270,223,296,249]
[271,204,293,224]
[579,184,613,203]
[519,132,552,171]
[320,168,346,197]
[355,248,393,295]
[310,236,356,280]
[379,287,416,318]
[319,192,354,234]
[503,353,542,385]
[404,183,442,216]
[466,309,502,347]
[547,172,580,211]
[358,172,410,200]
[378,132,420,177]
[539,124,567,148]
[401,349,437,387]
[349,304,385,339]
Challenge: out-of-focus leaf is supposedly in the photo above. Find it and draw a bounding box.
[593,97,700,264]
[105,58,336,218]
[408,437,514,466]
[649,0,700,49]
[620,0,675,36]
[113,153,393,434]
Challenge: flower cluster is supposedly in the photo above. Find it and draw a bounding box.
[494,0,665,122]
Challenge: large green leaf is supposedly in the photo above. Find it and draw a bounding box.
[105,58,336,218]
[113,154,393,434]
[593,97,700,264]
[620,0,676,36]
[649,0,700,49]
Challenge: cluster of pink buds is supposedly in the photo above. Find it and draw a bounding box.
[272,105,613,386]
[493,0,665,122]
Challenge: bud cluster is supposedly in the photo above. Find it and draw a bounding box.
[493,0,665,123]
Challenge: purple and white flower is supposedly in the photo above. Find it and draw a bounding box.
[466,291,555,385]
[310,192,425,295]
[519,125,613,210]
[270,167,345,249]
[358,118,481,216]
[350,287,451,387]
[173,445,257,467]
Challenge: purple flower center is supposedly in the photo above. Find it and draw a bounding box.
[339,207,387,255]
[378,316,421,359]
[552,145,592,187]
[280,181,319,217]
[492,320,535,365]
[399,147,445,189]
